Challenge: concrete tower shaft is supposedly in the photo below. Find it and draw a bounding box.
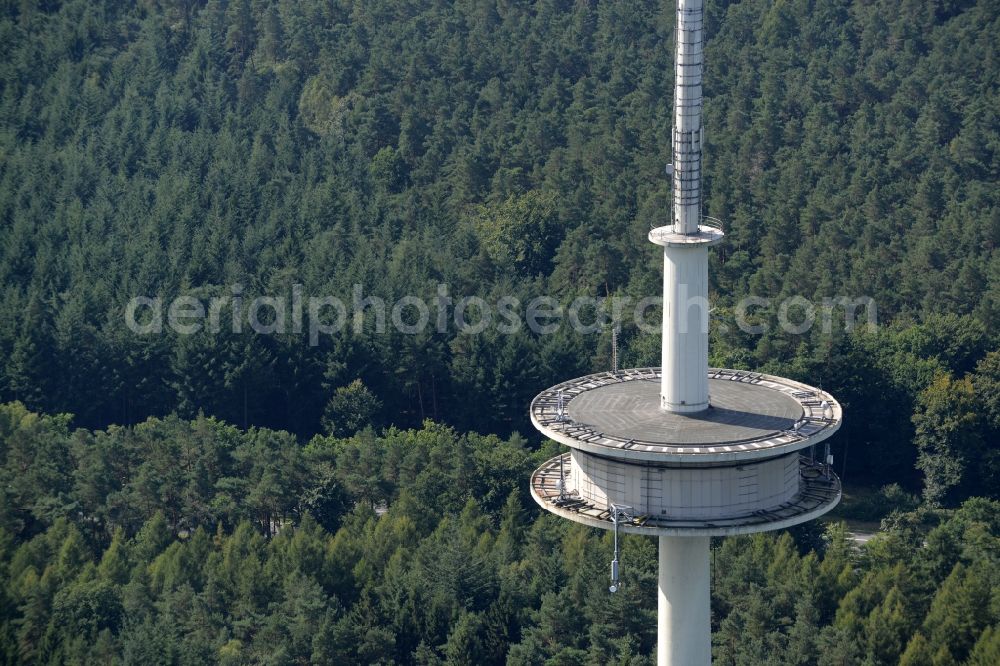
[660,244,710,412]
[659,536,711,664]
[673,0,704,235]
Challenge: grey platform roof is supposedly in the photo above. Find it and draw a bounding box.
[569,377,801,445]
[530,368,842,463]
[530,453,841,536]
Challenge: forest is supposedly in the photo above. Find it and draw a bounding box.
[0,0,998,663]
[0,404,998,664]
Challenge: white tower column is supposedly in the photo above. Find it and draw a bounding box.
[658,536,711,666]
[660,244,710,412]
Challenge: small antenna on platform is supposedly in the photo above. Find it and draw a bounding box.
[611,328,619,374]
[609,504,633,593]
[558,452,566,501]
[556,390,566,422]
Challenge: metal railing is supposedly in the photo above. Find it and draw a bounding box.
[700,216,724,231]
[647,215,725,233]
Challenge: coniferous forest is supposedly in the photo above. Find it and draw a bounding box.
[0,0,998,664]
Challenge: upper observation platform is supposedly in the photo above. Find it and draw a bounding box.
[648,223,724,248]
[529,368,842,463]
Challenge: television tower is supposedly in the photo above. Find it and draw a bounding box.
[528,1,842,664]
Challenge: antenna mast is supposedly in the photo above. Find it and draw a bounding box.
[611,328,619,374]
[673,0,704,235]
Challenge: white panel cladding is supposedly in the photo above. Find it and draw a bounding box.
[570,450,800,519]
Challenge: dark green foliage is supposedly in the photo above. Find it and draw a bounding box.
[322,378,383,437]
[913,373,985,505]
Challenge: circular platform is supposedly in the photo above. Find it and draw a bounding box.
[648,224,724,247]
[529,453,841,537]
[530,368,841,462]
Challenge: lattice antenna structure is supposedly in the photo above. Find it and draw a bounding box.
[608,504,633,593]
